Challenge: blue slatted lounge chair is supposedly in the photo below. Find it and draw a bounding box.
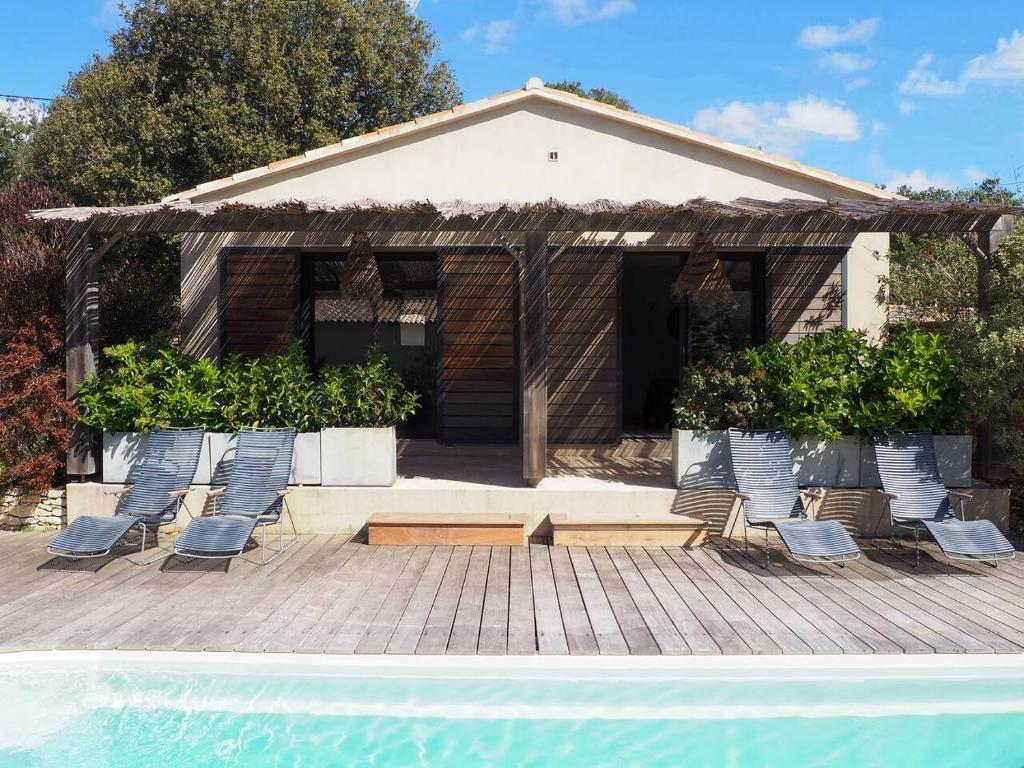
[48,428,204,564]
[172,428,296,564]
[873,431,1015,566]
[727,428,861,567]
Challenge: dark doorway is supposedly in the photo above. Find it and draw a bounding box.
[622,254,682,434]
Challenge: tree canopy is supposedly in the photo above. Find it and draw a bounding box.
[26,0,462,205]
[0,101,41,188]
[546,80,634,111]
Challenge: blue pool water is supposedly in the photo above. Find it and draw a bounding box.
[2,654,1024,767]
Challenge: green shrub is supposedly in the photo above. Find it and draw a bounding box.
[671,325,966,438]
[217,343,318,432]
[77,341,220,432]
[672,353,773,431]
[318,345,420,428]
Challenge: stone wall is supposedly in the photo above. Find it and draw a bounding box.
[0,489,66,530]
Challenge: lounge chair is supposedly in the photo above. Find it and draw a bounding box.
[873,431,1015,566]
[172,428,296,564]
[48,428,204,563]
[727,428,861,567]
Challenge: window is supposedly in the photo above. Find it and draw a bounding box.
[683,253,765,366]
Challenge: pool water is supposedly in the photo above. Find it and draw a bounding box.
[2,653,1023,767]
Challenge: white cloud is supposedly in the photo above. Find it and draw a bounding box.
[693,96,861,156]
[963,30,1024,82]
[819,51,874,73]
[898,53,964,95]
[898,100,916,115]
[886,168,956,191]
[870,120,887,138]
[799,18,879,49]
[899,32,1024,98]
[543,0,635,26]
[845,77,870,91]
[404,0,420,10]
[462,19,515,54]
[964,166,991,184]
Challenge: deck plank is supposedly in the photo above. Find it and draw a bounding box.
[549,546,599,655]
[506,546,537,655]
[356,546,436,654]
[327,546,415,653]
[446,546,491,654]
[477,546,511,655]
[567,547,628,655]
[587,547,660,655]
[529,544,569,655]
[417,545,472,654]
[607,546,688,654]
[645,547,750,654]
[386,546,453,655]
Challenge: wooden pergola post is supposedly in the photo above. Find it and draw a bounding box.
[521,230,548,487]
[65,226,100,476]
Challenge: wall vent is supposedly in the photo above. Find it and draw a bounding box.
[548,151,559,162]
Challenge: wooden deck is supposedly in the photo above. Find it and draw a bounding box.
[2,532,1023,655]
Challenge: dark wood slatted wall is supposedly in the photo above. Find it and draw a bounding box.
[439,252,518,443]
[547,248,620,444]
[221,251,300,356]
[767,248,844,342]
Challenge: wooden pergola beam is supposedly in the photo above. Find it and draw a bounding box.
[37,210,1008,236]
[520,231,548,487]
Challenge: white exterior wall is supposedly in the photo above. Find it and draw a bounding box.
[190,100,878,206]
[844,232,890,342]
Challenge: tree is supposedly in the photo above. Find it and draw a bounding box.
[27,0,462,206]
[886,179,1024,481]
[547,80,634,111]
[0,99,42,187]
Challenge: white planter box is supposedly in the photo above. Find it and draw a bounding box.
[860,434,972,488]
[790,436,860,488]
[671,429,735,489]
[101,431,149,484]
[321,426,397,487]
[935,434,973,488]
[204,432,234,485]
[292,433,322,486]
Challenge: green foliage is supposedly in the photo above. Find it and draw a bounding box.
[672,326,964,439]
[672,353,771,432]
[749,329,871,440]
[26,0,462,205]
[76,341,419,433]
[546,80,634,111]
[0,99,41,187]
[218,344,318,432]
[318,345,420,428]
[77,340,221,432]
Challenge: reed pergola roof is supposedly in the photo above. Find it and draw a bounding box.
[32,196,1024,235]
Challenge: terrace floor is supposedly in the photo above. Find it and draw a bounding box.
[1,532,1023,655]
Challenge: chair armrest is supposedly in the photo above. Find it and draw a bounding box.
[949,490,973,501]
[277,488,292,497]
[735,492,752,502]
[803,487,827,499]
[207,487,226,497]
[167,489,190,498]
[880,491,900,500]
[104,486,132,497]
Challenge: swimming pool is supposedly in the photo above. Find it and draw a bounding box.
[2,652,1023,767]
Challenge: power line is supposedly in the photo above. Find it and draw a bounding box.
[0,93,53,102]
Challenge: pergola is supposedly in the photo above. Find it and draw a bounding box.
[33,196,1022,485]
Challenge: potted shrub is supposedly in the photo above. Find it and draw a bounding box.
[857,324,970,487]
[670,354,769,489]
[747,331,867,487]
[77,341,219,483]
[318,345,420,487]
[214,343,321,485]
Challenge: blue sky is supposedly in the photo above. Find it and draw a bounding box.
[2,0,1023,192]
